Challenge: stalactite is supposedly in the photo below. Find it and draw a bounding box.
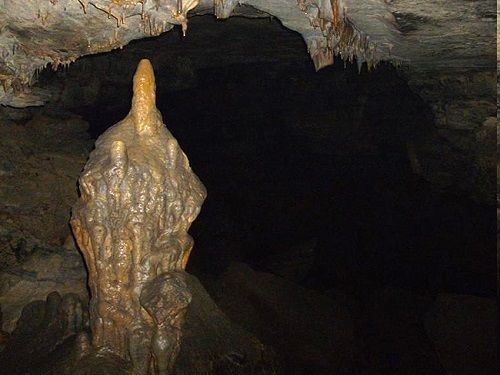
[297,0,380,70]
[169,0,200,36]
[214,0,239,19]
[0,0,405,106]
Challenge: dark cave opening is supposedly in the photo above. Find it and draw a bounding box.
[69,53,494,298]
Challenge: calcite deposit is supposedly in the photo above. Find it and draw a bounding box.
[71,59,206,374]
[0,0,404,106]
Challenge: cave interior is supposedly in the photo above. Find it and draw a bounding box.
[0,7,497,375]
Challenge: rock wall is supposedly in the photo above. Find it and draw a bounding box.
[0,236,87,333]
[406,69,496,204]
[0,111,92,248]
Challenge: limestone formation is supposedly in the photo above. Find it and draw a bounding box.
[71,59,206,374]
[0,0,494,103]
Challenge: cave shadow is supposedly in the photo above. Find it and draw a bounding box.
[73,58,495,298]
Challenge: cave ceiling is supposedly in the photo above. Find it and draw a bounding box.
[0,0,496,107]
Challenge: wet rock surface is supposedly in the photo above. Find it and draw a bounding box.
[0,14,495,373]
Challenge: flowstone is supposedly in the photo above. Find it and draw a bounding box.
[71,59,206,374]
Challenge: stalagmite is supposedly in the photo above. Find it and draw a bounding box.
[71,59,206,374]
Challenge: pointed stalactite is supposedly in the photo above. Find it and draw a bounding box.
[169,0,200,36]
[297,0,377,70]
[214,0,239,19]
[71,59,206,374]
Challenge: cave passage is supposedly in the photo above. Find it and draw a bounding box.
[72,76,493,299]
[55,17,496,298]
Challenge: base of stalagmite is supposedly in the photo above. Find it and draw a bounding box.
[0,272,280,375]
[70,59,206,374]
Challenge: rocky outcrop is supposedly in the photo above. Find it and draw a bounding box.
[0,108,91,333]
[0,0,394,107]
[177,273,280,375]
[35,16,307,115]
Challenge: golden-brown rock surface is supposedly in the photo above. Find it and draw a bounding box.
[71,59,206,374]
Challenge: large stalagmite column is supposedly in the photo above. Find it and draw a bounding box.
[71,59,206,374]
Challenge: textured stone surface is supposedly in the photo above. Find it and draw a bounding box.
[71,59,206,374]
[0,0,396,107]
[0,1,495,205]
[388,0,495,70]
[177,272,281,375]
[0,111,92,246]
[0,305,9,350]
[1,1,494,106]
[36,16,309,113]
[0,226,87,333]
[0,272,278,375]
[0,110,91,332]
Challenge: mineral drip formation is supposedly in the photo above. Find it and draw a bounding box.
[71,59,206,374]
